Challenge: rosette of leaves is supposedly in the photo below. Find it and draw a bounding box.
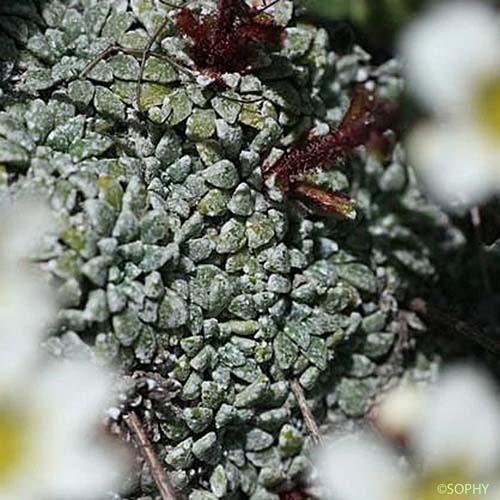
[0,1,446,498]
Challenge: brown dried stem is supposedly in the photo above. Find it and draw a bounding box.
[409,298,500,358]
[290,380,323,445]
[123,411,177,500]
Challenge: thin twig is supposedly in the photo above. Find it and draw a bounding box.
[409,298,500,358]
[80,46,151,77]
[221,94,264,105]
[80,45,120,78]
[123,411,177,500]
[245,0,283,15]
[79,42,194,110]
[137,16,172,111]
[470,206,492,294]
[290,380,323,445]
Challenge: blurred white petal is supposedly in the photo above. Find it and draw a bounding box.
[0,359,129,500]
[376,385,426,440]
[0,199,53,262]
[0,200,126,499]
[45,444,127,499]
[0,200,56,389]
[407,122,500,208]
[33,360,115,437]
[400,1,500,114]
[314,433,403,500]
[412,366,500,477]
[483,482,500,499]
[0,270,54,389]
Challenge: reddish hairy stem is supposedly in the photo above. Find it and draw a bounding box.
[266,89,396,188]
[175,8,203,39]
[292,182,356,218]
[262,87,397,216]
[175,0,285,74]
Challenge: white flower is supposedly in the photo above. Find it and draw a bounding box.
[315,366,500,500]
[0,200,55,389]
[399,1,500,208]
[0,359,128,500]
[375,384,425,441]
[0,200,128,499]
[0,199,53,264]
